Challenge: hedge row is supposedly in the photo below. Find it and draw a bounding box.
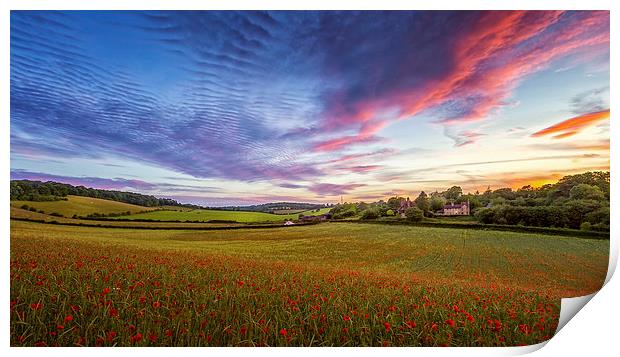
[331,219,609,239]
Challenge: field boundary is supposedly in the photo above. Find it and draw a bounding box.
[331,219,610,239]
[9,217,319,231]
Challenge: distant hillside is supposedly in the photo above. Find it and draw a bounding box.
[11,195,158,218]
[212,202,331,213]
[10,179,188,208]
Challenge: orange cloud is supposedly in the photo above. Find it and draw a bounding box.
[531,109,610,139]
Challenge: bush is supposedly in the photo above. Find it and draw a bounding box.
[405,207,424,222]
[28,207,37,212]
[385,209,395,216]
[20,204,29,210]
[580,222,592,231]
[361,209,380,220]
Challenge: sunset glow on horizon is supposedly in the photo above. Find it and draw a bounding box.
[10,11,610,205]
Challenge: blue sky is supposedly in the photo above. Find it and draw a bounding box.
[10,11,610,205]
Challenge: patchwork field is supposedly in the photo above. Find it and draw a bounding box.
[10,220,608,347]
[109,207,332,222]
[10,195,156,217]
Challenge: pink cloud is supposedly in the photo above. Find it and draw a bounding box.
[531,109,610,139]
[310,11,609,152]
[308,183,367,196]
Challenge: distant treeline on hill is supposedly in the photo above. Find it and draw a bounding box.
[10,180,193,208]
[211,202,330,213]
[330,171,610,232]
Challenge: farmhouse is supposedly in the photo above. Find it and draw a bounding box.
[441,201,470,216]
[397,197,413,217]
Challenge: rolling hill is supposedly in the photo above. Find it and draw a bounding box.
[10,195,156,217]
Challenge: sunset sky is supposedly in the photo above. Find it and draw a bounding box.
[10,11,610,206]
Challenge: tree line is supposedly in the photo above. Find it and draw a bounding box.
[328,171,610,231]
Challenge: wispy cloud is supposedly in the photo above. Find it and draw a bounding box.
[308,183,367,196]
[531,109,610,139]
[444,129,486,147]
[10,170,158,191]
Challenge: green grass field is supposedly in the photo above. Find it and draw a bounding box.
[110,207,332,222]
[10,220,608,346]
[10,195,156,217]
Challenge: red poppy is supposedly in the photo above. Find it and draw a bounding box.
[446,319,455,327]
[342,327,349,333]
[148,333,157,342]
[240,325,247,335]
[343,315,351,322]
[109,307,119,317]
[30,303,42,310]
[431,323,438,331]
[279,328,287,337]
[383,322,391,332]
[405,320,416,328]
[518,324,531,335]
[152,301,161,309]
[64,315,73,322]
[101,287,111,296]
[56,325,64,330]
[107,331,117,342]
[131,333,143,343]
[164,330,173,337]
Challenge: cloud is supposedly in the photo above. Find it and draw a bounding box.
[308,183,367,196]
[531,109,610,139]
[340,165,383,173]
[278,183,305,189]
[10,170,158,191]
[570,87,609,115]
[10,11,324,184]
[322,148,397,164]
[526,140,609,152]
[443,129,486,147]
[300,11,609,151]
[10,170,224,195]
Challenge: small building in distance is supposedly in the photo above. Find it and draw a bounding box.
[397,197,413,217]
[284,220,295,226]
[441,201,470,216]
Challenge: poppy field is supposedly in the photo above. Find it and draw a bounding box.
[10,220,608,347]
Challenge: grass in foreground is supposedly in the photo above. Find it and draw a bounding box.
[10,221,608,346]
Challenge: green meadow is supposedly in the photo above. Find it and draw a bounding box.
[110,207,332,222]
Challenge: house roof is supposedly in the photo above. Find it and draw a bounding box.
[443,203,468,209]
